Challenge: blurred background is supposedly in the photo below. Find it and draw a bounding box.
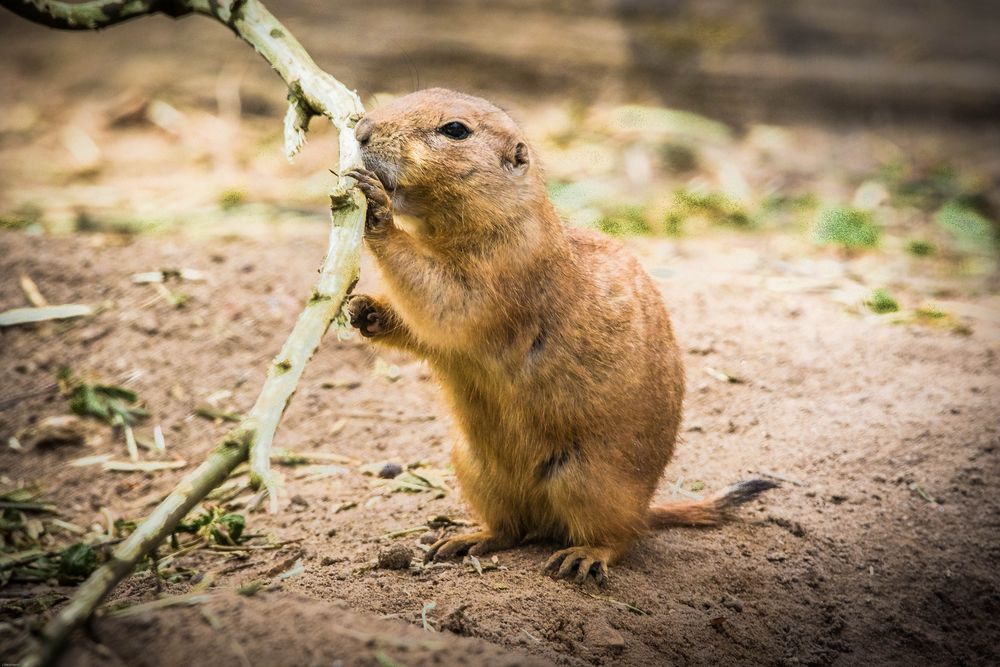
[2,0,999,311]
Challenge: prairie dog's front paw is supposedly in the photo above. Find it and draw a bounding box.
[347,294,386,338]
[346,168,394,237]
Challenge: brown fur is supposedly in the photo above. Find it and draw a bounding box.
[345,89,769,583]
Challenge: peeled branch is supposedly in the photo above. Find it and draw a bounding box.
[0,0,368,664]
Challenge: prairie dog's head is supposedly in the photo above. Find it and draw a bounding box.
[355,88,538,225]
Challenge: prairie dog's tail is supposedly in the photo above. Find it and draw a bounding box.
[648,479,778,528]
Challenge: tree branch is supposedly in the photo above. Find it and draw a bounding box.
[3,0,368,664]
[0,0,191,30]
[30,429,254,667]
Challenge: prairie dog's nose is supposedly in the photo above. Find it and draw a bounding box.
[355,117,372,146]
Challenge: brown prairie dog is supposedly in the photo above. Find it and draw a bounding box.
[345,88,775,583]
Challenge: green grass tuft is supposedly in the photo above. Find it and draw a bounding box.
[906,239,936,257]
[935,201,998,254]
[865,289,900,314]
[0,204,43,231]
[219,188,247,211]
[914,305,948,321]
[663,212,684,236]
[595,205,651,236]
[813,207,881,249]
[673,189,752,228]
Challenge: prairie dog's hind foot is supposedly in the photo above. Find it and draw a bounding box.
[425,530,517,562]
[544,545,618,585]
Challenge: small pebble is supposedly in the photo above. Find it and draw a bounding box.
[377,462,403,479]
[721,594,744,612]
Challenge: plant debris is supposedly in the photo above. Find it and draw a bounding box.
[58,543,98,580]
[130,268,207,283]
[705,367,745,384]
[194,406,243,423]
[176,507,248,546]
[59,369,149,427]
[103,460,187,473]
[0,304,93,327]
[909,482,939,504]
[420,601,437,631]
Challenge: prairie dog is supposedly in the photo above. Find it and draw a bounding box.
[345,88,774,583]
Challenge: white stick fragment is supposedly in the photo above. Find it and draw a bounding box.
[153,424,166,453]
[19,274,49,306]
[123,422,139,462]
[68,454,113,467]
[0,304,93,327]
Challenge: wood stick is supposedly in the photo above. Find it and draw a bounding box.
[1,1,368,664]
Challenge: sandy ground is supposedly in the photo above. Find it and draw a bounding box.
[0,225,997,666]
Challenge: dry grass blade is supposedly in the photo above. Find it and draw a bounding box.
[109,592,212,618]
[586,592,652,616]
[420,601,437,631]
[0,304,92,327]
[382,525,430,539]
[102,460,188,472]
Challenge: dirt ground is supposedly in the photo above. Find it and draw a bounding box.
[2,4,1000,666]
[1,224,998,666]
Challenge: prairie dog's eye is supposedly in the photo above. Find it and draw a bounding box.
[438,121,471,140]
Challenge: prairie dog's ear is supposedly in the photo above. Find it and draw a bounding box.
[503,141,529,174]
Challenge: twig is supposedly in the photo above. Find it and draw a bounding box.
[3,2,367,665]
[0,501,58,513]
[206,539,301,552]
[32,429,250,664]
[0,537,125,572]
[194,406,244,423]
[0,548,47,571]
[382,525,430,539]
[102,460,188,472]
[108,592,213,619]
[0,0,194,30]
[19,274,49,307]
[337,411,436,423]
